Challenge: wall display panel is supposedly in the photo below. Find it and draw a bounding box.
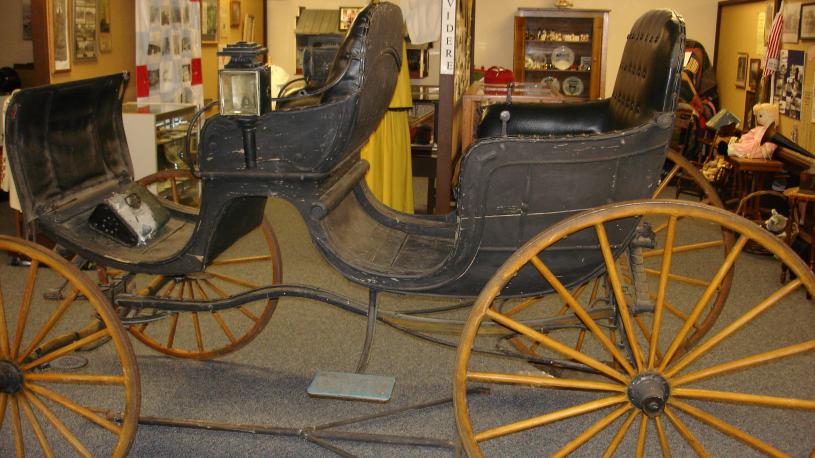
[136,0,204,106]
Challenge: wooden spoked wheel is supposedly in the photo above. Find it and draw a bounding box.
[455,200,815,457]
[499,150,732,370]
[118,171,282,359]
[0,236,139,457]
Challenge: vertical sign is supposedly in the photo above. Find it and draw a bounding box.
[441,0,456,75]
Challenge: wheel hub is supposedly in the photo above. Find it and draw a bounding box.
[627,372,669,417]
[0,359,24,394]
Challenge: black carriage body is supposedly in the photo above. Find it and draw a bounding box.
[4,6,685,299]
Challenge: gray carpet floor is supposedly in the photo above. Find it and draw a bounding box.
[0,194,813,457]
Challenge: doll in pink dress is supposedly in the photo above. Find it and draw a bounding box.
[727,103,779,160]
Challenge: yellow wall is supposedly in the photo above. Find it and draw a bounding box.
[50,0,137,100]
[43,0,264,103]
[201,0,265,103]
[716,1,766,129]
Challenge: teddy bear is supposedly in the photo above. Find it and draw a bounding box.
[727,103,779,160]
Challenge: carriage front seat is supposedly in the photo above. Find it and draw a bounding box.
[314,9,686,296]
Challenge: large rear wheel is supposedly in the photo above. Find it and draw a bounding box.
[455,200,815,457]
[0,236,139,457]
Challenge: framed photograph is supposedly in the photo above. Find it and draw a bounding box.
[201,0,218,43]
[338,7,362,31]
[73,0,98,61]
[802,3,815,39]
[783,1,801,43]
[99,0,112,52]
[748,58,762,92]
[736,53,748,88]
[230,1,241,28]
[50,0,71,71]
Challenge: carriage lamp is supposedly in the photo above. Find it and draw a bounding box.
[217,42,271,168]
[218,42,271,117]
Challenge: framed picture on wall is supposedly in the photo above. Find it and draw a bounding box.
[339,7,362,31]
[802,3,815,39]
[747,58,762,92]
[201,0,219,43]
[783,1,801,43]
[736,53,748,88]
[230,1,241,28]
[74,0,98,61]
[50,0,71,71]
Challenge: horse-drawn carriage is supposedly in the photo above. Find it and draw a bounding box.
[1,3,813,456]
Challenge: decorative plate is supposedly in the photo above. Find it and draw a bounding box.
[562,76,584,96]
[541,76,560,92]
[551,45,575,70]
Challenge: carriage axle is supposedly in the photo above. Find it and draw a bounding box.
[627,372,670,417]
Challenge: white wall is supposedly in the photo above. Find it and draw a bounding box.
[0,0,34,68]
[474,0,718,96]
[268,0,718,95]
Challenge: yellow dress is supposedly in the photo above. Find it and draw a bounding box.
[359,44,414,213]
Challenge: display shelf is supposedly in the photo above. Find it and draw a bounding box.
[513,8,609,100]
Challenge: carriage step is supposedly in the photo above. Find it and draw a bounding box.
[307,371,395,402]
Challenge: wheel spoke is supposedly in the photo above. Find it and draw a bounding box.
[467,371,625,393]
[643,240,724,258]
[11,395,25,456]
[211,312,238,344]
[166,313,180,349]
[602,409,639,458]
[0,393,7,431]
[670,399,788,457]
[12,260,40,358]
[530,256,636,377]
[19,393,56,458]
[663,407,709,457]
[25,382,122,434]
[23,328,110,371]
[25,391,93,458]
[136,275,166,296]
[553,404,632,458]
[473,394,627,443]
[650,216,677,369]
[192,312,204,352]
[238,306,260,323]
[209,255,273,266]
[0,280,10,357]
[645,269,709,288]
[673,387,815,410]
[666,280,802,378]
[207,271,259,289]
[502,296,540,317]
[655,416,672,458]
[673,340,815,387]
[634,315,664,362]
[25,373,126,385]
[660,235,748,370]
[486,309,629,383]
[202,279,228,298]
[635,414,648,458]
[595,224,644,371]
[17,289,79,364]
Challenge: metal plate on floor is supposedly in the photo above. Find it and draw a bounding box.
[50,355,89,370]
[307,371,395,402]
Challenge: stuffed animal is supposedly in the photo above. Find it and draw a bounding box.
[763,208,788,235]
[727,103,779,160]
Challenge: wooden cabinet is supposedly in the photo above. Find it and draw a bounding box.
[513,8,609,100]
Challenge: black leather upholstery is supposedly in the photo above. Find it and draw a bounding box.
[477,100,610,138]
[477,9,685,139]
[4,74,131,222]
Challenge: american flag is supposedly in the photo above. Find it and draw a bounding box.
[764,11,783,77]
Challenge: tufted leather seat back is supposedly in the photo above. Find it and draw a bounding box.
[609,9,685,130]
[319,1,403,156]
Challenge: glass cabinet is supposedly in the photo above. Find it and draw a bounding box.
[513,8,609,100]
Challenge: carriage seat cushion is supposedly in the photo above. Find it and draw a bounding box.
[476,100,611,139]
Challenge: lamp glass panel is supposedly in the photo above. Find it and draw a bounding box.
[219,71,260,116]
